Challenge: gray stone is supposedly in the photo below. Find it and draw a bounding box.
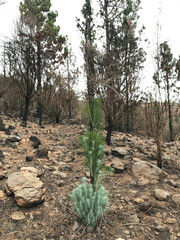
[6,135,21,142]
[137,145,147,155]
[5,169,45,207]
[132,161,167,185]
[127,214,140,224]
[0,168,5,179]
[86,225,94,233]
[20,167,43,177]
[36,147,49,158]
[154,189,171,201]
[26,156,33,162]
[52,171,67,179]
[172,194,180,205]
[0,150,4,159]
[111,147,130,157]
[8,125,16,130]
[111,159,127,173]
[0,123,6,131]
[11,211,25,220]
[0,190,7,200]
[29,136,41,148]
[72,221,79,231]
[168,180,180,188]
[5,128,11,135]
[63,165,73,171]
[155,225,168,232]
[138,201,153,212]
[20,122,27,127]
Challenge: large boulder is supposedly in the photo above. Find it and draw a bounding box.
[5,167,45,207]
[132,161,167,185]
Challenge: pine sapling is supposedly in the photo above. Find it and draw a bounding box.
[71,98,110,226]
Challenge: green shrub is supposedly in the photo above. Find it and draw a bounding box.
[71,178,109,227]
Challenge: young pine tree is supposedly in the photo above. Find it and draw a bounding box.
[71,98,110,227]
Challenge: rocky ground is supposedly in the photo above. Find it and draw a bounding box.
[0,116,179,240]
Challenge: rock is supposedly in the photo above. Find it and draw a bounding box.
[52,171,67,179]
[127,214,140,224]
[0,190,7,200]
[11,211,25,220]
[137,145,147,154]
[166,218,176,224]
[0,123,6,131]
[0,150,4,159]
[5,128,11,135]
[110,159,127,173]
[20,167,43,177]
[155,225,168,232]
[20,122,27,127]
[26,156,34,162]
[63,165,73,171]
[6,134,21,142]
[154,189,171,201]
[8,125,16,130]
[5,169,45,207]
[168,180,180,188]
[56,180,64,187]
[111,147,130,157]
[72,221,79,231]
[36,147,49,158]
[134,197,144,204]
[86,225,94,233]
[0,168,5,179]
[29,136,41,148]
[172,194,180,205]
[138,201,153,212]
[132,161,167,185]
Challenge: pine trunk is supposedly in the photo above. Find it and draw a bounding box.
[23,96,30,123]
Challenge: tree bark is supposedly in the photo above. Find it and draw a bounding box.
[23,96,30,123]
[56,115,60,124]
[68,100,72,119]
[156,140,162,169]
[166,78,173,141]
[106,118,113,145]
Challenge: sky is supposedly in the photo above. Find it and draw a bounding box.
[0,0,180,92]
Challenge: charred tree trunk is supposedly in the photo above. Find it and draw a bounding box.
[37,100,43,126]
[68,100,72,119]
[56,115,60,124]
[106,118,113,145]
[166,78,173,142]
[156,139,162,169]
[37,41,43,126]
[23,96,30,123]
